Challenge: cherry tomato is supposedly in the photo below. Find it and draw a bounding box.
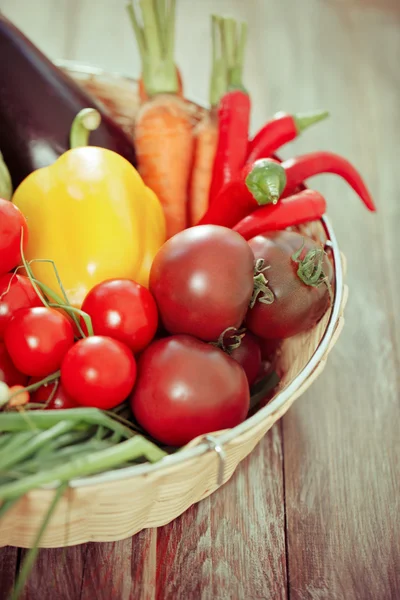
[81,279,158,353]
[246,231,333,339]
[150,225,255,342]
[130,334,250,446]
[0,273,41,339]
[0,198,28,275]
[61,336,136,410]
[30,378,78,409]
[230,332,261,387]
[4,307,74,376]
[0,341,28,386]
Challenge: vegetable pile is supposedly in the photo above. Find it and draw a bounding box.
[0,2,375,594]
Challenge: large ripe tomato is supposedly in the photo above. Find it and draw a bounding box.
[230,331,262,387]
[30,378,78,409]
[150,225,255,342]
[4,307,74,376]
[0,273,42,339]
[130,335,250,446]
[81,279,158,353]
[61,336,136,409]
[246,231,333,339]
[0,341,28,386]
[0,198,28,275]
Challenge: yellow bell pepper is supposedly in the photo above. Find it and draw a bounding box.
[12,109,166,308]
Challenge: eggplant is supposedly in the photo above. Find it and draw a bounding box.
[0,14,137,189]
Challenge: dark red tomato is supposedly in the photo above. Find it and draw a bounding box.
[0,198,29,275]
[246,231,333,339]
[30,378,78,409]
[4,307,74,376]
[0,341,28,386]
[0,273,41,339]
[81,279,158,353]
[230,332,261,387]
[61,336,136,410]
[150,225,254,342]
[130,334,250,447]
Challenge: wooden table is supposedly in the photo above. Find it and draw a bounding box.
[0,0,399,598]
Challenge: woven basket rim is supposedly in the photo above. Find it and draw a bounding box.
[47,60,344,489]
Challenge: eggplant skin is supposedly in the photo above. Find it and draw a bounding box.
[0,15,137,188]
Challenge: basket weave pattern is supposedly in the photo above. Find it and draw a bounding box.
[0,66,348,548]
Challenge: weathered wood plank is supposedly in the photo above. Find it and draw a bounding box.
[157,426,287,600]
[0,546,18,600]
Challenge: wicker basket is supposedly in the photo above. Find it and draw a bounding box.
[0,63,348,549]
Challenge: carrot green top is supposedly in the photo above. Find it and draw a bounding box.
[126,0,178,97]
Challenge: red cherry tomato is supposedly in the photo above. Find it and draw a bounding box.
[230,332,261,387]
[150,225,255,342]
[246,231,333,339]
[4,307,74,376]
[81,279,158,353]
[0,341,28,386]
[0,273,41,339]
[30,378,78,409]
[130,335,250,446]
[0,198,29,276]
[61,336,136,410]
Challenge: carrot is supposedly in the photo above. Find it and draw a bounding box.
[189,15,227,226]
[127,0,194,239]
[138,67,184,103]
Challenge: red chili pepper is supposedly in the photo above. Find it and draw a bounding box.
[233,189,327,240]
[208,18,250,204]
[209,89,251,204]
[281,151,376,211]
[199,160,286,228]
[246,110,329,165]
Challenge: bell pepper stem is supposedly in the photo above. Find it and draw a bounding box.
[293,110,329,134]
[245,160,287,205]
[0,151,12,200]
[70,108,101,149]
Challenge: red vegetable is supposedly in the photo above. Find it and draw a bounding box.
[246,110,329,165]
[0,341,28,386]
[233,189,327,240]
[199,160,286,228]
[246,231,333,339]
[208,18,250,203]
[150,225,254,342]
[0,273,41,339]
[81,279,158,354]
[281,152,376,211]
[4,307,74,376]
[0,198,28,275]
[61,336,136,410]
[229,331,261,387]
[30,378,78,409]
[130,335,250,446]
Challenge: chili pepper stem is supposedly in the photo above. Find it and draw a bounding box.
[0,151,13,200]
[293,110,329,133]
[70,108,101,148]
[245,160,287,205]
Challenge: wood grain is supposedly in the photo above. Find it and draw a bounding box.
[0,546,18,600]
[157,425,287,600]
[0,0,399,598]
